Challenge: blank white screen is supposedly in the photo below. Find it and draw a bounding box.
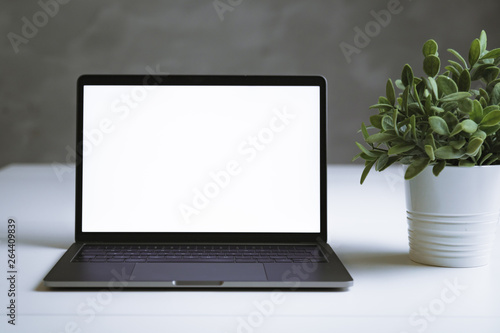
[82,85,321,232]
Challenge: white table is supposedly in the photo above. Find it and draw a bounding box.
[0,164,499,333]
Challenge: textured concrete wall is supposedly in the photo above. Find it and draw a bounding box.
[1,0,500,166]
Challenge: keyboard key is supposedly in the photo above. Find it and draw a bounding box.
[292,259,310,263]
[236,259,256,263]
[257,259,275,263]
[125,259,147,263]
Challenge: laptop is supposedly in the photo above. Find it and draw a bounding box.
[43,74,353,288]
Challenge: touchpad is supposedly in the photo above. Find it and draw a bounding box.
[132,263,267,281]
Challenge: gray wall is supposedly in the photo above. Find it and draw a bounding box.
[2,0,500,167]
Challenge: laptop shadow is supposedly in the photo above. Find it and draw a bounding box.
[35,281,350,293]
[338,248,421,273]
[19,237,71,250]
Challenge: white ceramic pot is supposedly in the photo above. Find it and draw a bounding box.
[405,165,500,267]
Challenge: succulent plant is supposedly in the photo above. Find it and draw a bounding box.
[355,30,500,183]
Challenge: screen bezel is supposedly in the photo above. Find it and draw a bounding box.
[75,75,328,243]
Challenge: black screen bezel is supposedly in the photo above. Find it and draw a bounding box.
[75,74,328,243]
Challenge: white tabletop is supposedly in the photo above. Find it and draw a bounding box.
[0,164,499,333]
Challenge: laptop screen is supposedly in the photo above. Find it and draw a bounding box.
[79,76,324,234]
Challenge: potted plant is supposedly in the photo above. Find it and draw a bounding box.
[354,30,500,267]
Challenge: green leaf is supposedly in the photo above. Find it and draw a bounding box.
[413,85,425,113]
[375,154,389,171]
[424,55,440,77]
[485,157,499,165]
[369,103,394,111]
[431,106,445,114]
[461,119,478,133]
[403,124,412,140]
[458,70,471,92]
[425,95,433,115]
[410,115,417,140]
[480,87,491,102]
[468,38,481,67]
[426,133,436,149]
[448,48,468,69]
[370,115,383,129]
[401,86,410,113]
[436,75,458,97]
[386,79,396,106]
[360,153,378,161]
[458,98,473,113]
[360,160,375,184]
[459,160,476,167]
[471,100,484,123]
[442,101,458,113]
[405,158,430,180]
[395,79,405,90]
[425,145,435,160]
[480,96,488,108]
[356,142,378,157]
[434,146,465,159]
[365,132,397,144]
[481,48,500,60]
[399,156,413,165]
[379,156,399,171]
[448,60,464,74]
[466,137,483,155]
[392,109,399,130]
[479,30,487,55]
[381,115,394,131]
[408,103,422,116]
[439,91,472,102]
[401,64,414,87]
[432,161,446,176]
[491,83,500,106]
[480,153,493,165]
[472,129,486,140]
[450,123,463,137]
[487,79,500,94]
[361,122,369,140]
[422,39,438,57]
[388,143,416,155]
[445,65,461,79]
[470,89,480,96]
[483,67,500,83]
[471,63,496,81]
[480,110,500,127]
[483,105,499,115]
[482,124,500,135]
[427,77,439,100]
[379,96,391,105]
[429,116,450,135]
[443,111,459,129]
[450,138,466,150]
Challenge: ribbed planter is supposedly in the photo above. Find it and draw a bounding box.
[405,165,500,267]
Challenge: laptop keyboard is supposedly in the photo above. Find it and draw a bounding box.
[72,244,328,264]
